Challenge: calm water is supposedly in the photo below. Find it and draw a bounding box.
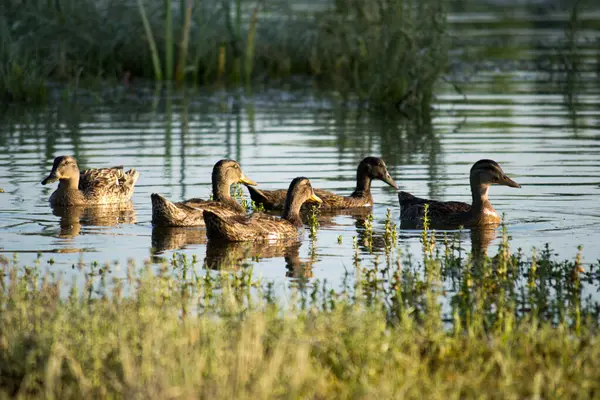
[1,7,600,285]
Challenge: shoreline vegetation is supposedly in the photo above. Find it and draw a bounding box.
[1,224,599,398]
[0,0,447,115]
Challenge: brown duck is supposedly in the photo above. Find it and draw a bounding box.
[41,156,139,206]
[203,177,322,242]
[245,157,397,211]
[151,159,256,227]
[398,159,521,228]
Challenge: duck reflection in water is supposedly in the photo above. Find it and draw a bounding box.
[51,202,136,238]
[204,241,315,278]
[469,226,498,261]
[151,227,207,254]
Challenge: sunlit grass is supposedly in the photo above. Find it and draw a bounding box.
[1,224,599,398]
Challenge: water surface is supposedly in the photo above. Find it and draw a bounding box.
[1,7,600,286]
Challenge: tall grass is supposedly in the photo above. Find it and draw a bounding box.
[1,226,599,398]
[1,0,447,116]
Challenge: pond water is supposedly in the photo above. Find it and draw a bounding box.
[1,6,600,286]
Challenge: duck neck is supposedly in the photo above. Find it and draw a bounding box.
[282,196,304,227]
[350,169,372,198]
[58,175,80,192]
[213,178,244,212]
[470,179,491,212]
[212,179,232,202]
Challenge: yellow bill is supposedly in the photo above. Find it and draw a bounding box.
[308,193,322,203]
[239,174,257,186]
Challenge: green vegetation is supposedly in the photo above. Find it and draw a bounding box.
[1,0,447,115]
[308,205,320,239]
[232,183,264,213]
[1,224,599,398]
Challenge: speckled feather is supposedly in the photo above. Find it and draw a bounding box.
[245,156,396,211]
[151,194,243,227]
[150,159,256,227]
[48,167,139,206]
[79,167,138,202]
[203,211,302,242]
[397,159,520,228]
[246,187,366,211]
[205,177,320,242]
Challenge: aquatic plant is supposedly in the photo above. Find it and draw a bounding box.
[362,213,374,252]
[308,205,320,239]
[383,207,397,250]
[231,183,264,212]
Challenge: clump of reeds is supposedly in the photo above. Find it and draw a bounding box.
[309,0,448,115]
[1,0,448,116]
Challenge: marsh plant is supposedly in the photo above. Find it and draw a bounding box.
[383,207,397,250]
[308,205,320,239]
[362,213,374,252]
[1,227,600,398]
[231,183,263,212]
[1,0,448,115]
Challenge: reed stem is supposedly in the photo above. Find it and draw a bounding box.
[137,0,163,81]
[164,0,174,81]
[176,0,193,85]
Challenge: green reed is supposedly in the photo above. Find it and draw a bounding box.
[164,0,174,81]
[383,208,397,250]
[362,213,374,252]
[1,0,448,116]
[138,0,163,81]
[308,205,320,239]
[175,0,193,85]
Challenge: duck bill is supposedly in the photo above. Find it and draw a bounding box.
[382,171,399,190]
[501,175,521,188]
[308,193,322,204]
[239,174,257,186]
[41,171,59,185]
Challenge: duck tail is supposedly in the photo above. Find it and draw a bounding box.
[125,168,140,185]
[203,210,228,241]
[245,185,267,203]
[397,191,415,206]
[121,169,140,199]
[151,193,188,226]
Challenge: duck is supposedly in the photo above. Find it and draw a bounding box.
[41,156,139,206]
[151,159,257,227]
[245,157,397,211]
[398,159,521,228]
[203,177,322,242]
